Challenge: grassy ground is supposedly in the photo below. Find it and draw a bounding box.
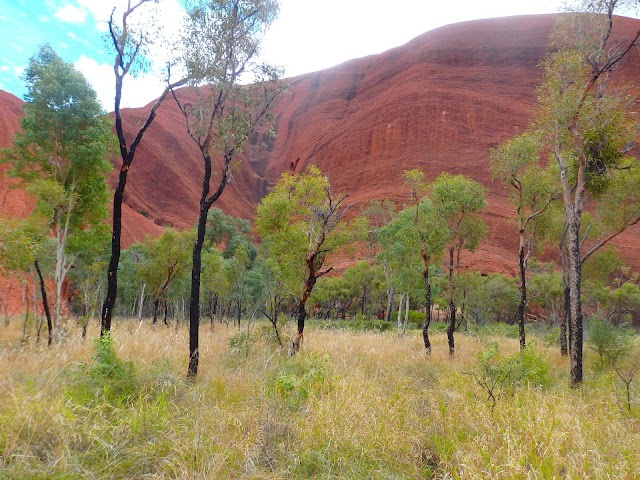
[1,318,639,479]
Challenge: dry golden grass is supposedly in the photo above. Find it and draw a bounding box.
[1,318,639,479]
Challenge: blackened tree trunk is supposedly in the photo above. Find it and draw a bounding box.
[292,270,316,352]
[187,201,208,379]
[517,230,527,351]
[102,165,127,333]
[34,259,53,347]
[421,248,432,355]
[152,296,160,325]
[101,3,187,334]
[447,246,456,356]
[187,147,230,379]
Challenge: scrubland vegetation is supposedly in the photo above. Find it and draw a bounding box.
[1,319,639,479]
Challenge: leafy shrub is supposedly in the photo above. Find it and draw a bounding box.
[268,354,331,408]
[408,310,425,324]
[66,333,137,406]
[587,316,634,367]
[469,343,552,407]
[228,322,287,355]
[311,318,399,332]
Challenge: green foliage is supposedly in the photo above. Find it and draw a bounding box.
[310,318,400,332]
[268,354,331,409]
[586,317,634,367]
[67,334,137,407]
[457,272,519,324]
[1,45,114,329]
[4,45,113,224]
[256,166,363,298]
[470,343,552,406]
[137,228,194,313]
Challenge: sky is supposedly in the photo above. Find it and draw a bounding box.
[0,0,635,110]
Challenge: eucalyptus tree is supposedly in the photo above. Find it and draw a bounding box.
[491,132,559,350]
[342,261,385,318]
[362,200,396,321]
[138,228,194,325]
[430,174,487,356]
[403,168,449,354]
[3,45,113,340]
[536,1,640,385]
[171,0,284,378]
[0,217,53,345]
[200,247,229,325]
[379,194,446,353]
[256,166,362,351]
[226,242,251,327]
[102,0,188,334]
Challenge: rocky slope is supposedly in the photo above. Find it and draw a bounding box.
[2,14,640,283]
[115,14,640,273]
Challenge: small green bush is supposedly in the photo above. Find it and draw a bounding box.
[469,343,552,407]
[66,333,137,406]
[268,354,331,408]
[587,317,634,367]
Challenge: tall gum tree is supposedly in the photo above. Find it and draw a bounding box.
[101,0,188,334]
[490,132,560,351]
[171,0,284,379]
[429,173,487,357]
[403,168,447,355]
[3,45,113,340]
[256,166,362,352]
[537,1,640,386]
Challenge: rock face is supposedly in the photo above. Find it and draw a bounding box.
[2,14,640,282]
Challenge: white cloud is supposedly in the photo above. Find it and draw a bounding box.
[54,4,87,24]
[38,15,49,22]
[75,54,169,110]
[13,66,24,77]
[260,0,569,77]
[67,31,78,40]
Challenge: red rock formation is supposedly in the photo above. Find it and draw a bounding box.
[2,14,640,286]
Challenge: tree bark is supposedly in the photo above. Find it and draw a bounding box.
[101,164,128,333]
[34,259,53,347]
[447,246,456,356]
[152,296,160,325]
[293,293,309,352]
[421,248,432,355]
[137,283,145,320]
[517,230,527,351]
[567,218,583,387]
[560,285,569,356]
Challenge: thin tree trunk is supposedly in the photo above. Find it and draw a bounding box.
[21,283,29,344]
[447,246,456,357]
[188,202,208,379]
[560,285,569,356]
[35,259,53,347]
[152,297,160,325]
[403,291,409,335]
[137,283,146,320]
[397,293,404,335]
[102,164,127,334]
[517,231,527,351]
[163,298,169,326]
[293,296,308,352]
[567,219,583,387]
[385,286,395,322]
[421,248,432,354]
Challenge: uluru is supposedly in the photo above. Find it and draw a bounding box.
[2,14,640,273]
